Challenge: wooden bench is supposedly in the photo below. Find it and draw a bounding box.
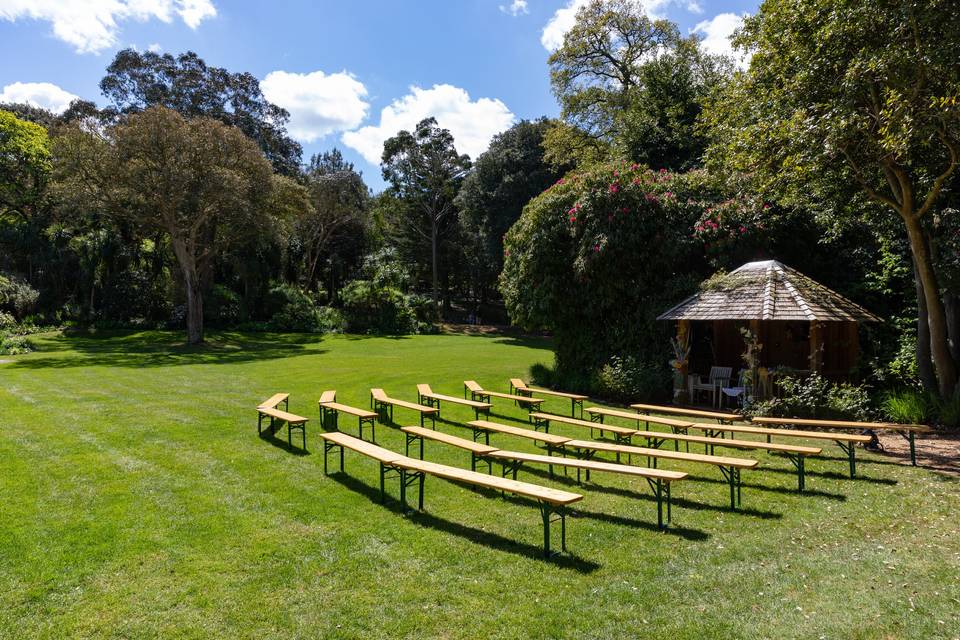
[685,422,872,478]
[370,388,438,428]
[752,416,934,466]
[401,425,499,472]
[631,403,740,424]
[561,439,757,510]
[417,383,492,420]
[318,390,379,442]
[402,426,684,529]
[529,412,635,451]
[464,380,544,412]
[319,430,582,557]
[466,419,572,456]
[510,378,588,417]
[257,394,307,449]
[586,407,820,492]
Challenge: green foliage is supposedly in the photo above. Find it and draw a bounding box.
[501,162,729,387]
[340,280,417,335]
[750,374,875,421]
[0,109,51,220]
[546,0,731,169]
[205,285,242,327]
[266,283,341,333]
[594,355,670,402]
[0,272,39,319]
[0,333,32,355]
[882,388,934,425]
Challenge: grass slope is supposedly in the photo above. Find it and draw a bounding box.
[0,330,958,639]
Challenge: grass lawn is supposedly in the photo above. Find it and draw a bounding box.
[1,330,958,639]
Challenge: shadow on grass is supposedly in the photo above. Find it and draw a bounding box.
[10,330,324,369]
[327,472,601,572]
[259,430,310,456]
[760,463,897,486]
[687,473,847,501]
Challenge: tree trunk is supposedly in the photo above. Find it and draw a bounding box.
[914,260,937,393]
[904,215,956,396]
[944,293,960,364]
[170,237,204,345]
[431,220,440,319]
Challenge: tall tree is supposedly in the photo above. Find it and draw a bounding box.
[53,106,277,344]
[456,119,567,298]
[702,0,960,397]
[381,118,471,315]
[0,110,50,222]
[546,0,728,169]
[99,49,302,175]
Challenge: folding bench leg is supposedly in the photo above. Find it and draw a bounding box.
[836,440,856,478]
[646,478,667,529]
[405,433,424,460]
[399,469,425,512]
[718,465,741,510]
[323,441,344,475]
[785,454,806,492]
[539,502,567,558]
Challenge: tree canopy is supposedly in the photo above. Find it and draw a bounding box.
[0,110,50,222]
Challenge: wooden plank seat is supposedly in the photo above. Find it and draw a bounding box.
[586,407,820,492]
[529,412,635,450]
[369,388,438,428]
[256,394,307,450]
[630,403,740,424]
[510,378,588,417]
[752,416,934,466]
[562,439,757,510]
[466,419,572,455]
[318,390,378,442]
[417,384,492,420]
[319,430,582,557]
[464,380,544,411]
[685,422,872,478]
[402,426,684,529]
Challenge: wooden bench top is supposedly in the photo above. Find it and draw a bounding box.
[257,406,309,424]
[512,378,589,400]
[258,393,289,410]
[318,390,336,404]
[401,426,500,455]
[318,431,405,464]
[630,403,741,422]
[587,407,692,429]
[371,389,438,414]
[529,412,636,436]
[564,439,759,469]
[465,381,543,405]
[468,420,572,446]
[319,401,378,419]
[487,449,688,481]
[633,429,821,455]
[393,457,583,506]
[418,384,492,409]
[752,416,933,432]
[688,422,872,443]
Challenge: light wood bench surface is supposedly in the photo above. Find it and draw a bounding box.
[318,430,403,464]
[417,383,492,419]
[370,388,437,427]
[564,439,758,469]
[256,394,307,449]
[468,419,572,447]
[631,403,740,423]
[258,393,289,410]
[402,425,499,456]
[318,390,378,441]
[464,380,544,408]
[511,379,587,417]
[531,411,636,440]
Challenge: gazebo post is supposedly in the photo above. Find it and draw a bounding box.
[810,321,824,372]
[676,320,690,402]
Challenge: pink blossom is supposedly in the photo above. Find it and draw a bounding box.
[739,225,747,233]
[609,183,620,193]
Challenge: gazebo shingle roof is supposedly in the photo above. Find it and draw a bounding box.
[657,260,880,322]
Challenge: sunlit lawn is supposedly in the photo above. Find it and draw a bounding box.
[0,330,957,639]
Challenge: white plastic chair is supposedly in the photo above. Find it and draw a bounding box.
[689,366,732,407]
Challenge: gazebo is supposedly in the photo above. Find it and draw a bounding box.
[658,260,880,400]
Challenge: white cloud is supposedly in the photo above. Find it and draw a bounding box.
[0,81,79,113]
[500,0,529,16]
[541,0,704,51]
[341,84,515,165]
[261,70,369,144]
[0,0,216,54]
[692,12,750,68]
[147,42,163,53]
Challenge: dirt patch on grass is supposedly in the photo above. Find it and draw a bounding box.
[877,430,960,476]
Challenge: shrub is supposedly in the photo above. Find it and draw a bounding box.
[935,393,960,430]
[593,355,670,403]
[0,311,15,330]
[205,285,242,327]
[749,373,875,421]
[0,273,40,319]
[267,284,327,333]
[882,388,933,425]
[0,334,33,355]
[529,362,557,389]
[340,280,417,334]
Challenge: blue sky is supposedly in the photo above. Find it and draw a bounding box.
[0,0,758,189]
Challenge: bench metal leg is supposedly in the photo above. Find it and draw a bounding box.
[399,468,425,511]
[323,440,344,475]
[718,465,742,510]
[645,478,669,529]
[785,454,806,492]
[539,502,567,558]
[405,433,424,459]
[837,440,856,478]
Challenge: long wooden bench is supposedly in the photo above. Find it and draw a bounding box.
[587,407,820,492]
[752,416,933,466]
[464,380,544,412]
[257,393,308,449]
[466,419,572,455]
[510,378,588,417]
[401,426,684,529]
[318,430,582,557]
[318,390,379,442]
[529,412,635,451]
[630,402,741,424]
[561,439,757,510]
[370,388,438,428]
[685,422,871,478]
[417,383,492,420]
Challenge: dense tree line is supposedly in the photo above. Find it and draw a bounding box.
[2,0,957,423]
